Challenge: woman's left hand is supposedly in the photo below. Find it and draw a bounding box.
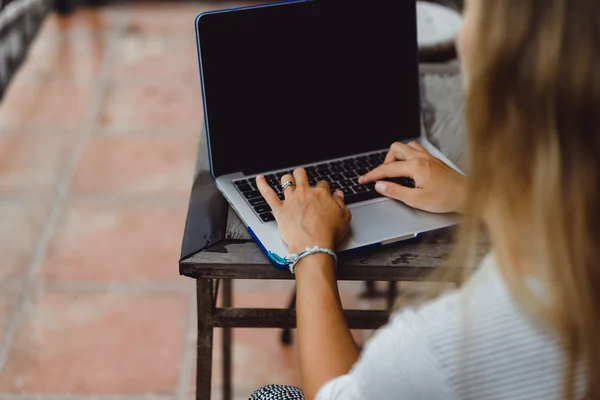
[256,169,352,254]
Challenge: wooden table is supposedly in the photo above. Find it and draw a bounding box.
[179,64,482,400]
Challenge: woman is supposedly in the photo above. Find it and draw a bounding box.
[251,0,600,398]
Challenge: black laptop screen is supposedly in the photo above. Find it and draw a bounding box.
[197,0,420,177]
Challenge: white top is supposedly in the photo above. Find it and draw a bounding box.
[317,255,568,400]
[417,2,462,48]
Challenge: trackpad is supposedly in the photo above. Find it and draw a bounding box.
[350,200,424,244]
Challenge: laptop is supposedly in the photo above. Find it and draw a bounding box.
[195,0,461,266]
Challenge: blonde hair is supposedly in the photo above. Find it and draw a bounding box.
[454,0,600,398]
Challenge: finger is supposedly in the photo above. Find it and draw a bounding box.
[333,190,346,208]
[384,142,416,164]
[280,174,296,199]
[375,181,419,206]
[316,180,330,191]
[407,141,428,153]
[383,146,397,164]
[293,168,310,188]
[342,198,352,229]
[256,175,282,212]
[358,161,415,184]
[333,190,352,229]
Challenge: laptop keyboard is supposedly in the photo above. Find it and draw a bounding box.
[233,150,416,223]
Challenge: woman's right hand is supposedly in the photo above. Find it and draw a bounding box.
[358,141,468,214]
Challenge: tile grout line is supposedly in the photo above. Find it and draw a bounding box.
[176,291,198,400]
[0,8,131,374]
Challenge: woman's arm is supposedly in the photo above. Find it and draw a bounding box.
[255,170,357,399]
[295,254,360,400]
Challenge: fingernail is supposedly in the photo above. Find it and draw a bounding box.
[256,175,263,180]
[358,176,364,183]
[336,189,345,199]
[375,181,386,194]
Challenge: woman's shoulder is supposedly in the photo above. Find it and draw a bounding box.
[393,253,564,400]
[393,254,505,325]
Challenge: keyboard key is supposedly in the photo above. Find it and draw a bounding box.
[274,185,282,193]
[316,163,330,169]
[307,170,318,179]
[328,173,342,181]
[331,182,341,190]
[341,187,355,196]
[330,160,342,166]
[340,180,353,187]
[317,176,331,183]
[356,155,369,162]
[250,198,267,206]
[343,170,358,179]
[365,182,376,191]
[266,177,279,187]
[277,193,284,200]
[254,204,272,214]
[305,166,316,172]
[234,179,247,186]
[317,168,332,176]
[350,178,359,185]
[330,165,343,173]
[276,171,289,179]
[244,190,262,199]
[355,161,367,168]
[342,163,356,171]
[249,181,257,190]
[265,174,277,181]
[260,212,275,222]
[308,178,318,186]
[238,184,253,193]
[356,168,369,176]
[367,160,380,169]
[353,185,368,193]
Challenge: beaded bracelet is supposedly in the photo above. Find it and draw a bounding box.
[268,246,338,274]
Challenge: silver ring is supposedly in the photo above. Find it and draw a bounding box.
[281,181,296,191]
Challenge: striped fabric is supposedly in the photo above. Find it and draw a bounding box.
[250,385,305,400]
[315,255,570,400]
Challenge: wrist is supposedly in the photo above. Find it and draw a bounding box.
[294,253,337,279]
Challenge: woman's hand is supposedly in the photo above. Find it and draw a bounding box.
[358,141,467,214]
[256,169,352,253]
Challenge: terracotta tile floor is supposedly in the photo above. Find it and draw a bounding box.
[0,3,387,399]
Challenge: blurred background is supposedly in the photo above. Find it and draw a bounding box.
[0,1,399,398]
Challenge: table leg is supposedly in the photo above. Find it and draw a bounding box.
[197,279,214,400]
[222,279,233,400]
[387,281,398,311]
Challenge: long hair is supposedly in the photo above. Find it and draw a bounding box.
[456,0,600,398]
